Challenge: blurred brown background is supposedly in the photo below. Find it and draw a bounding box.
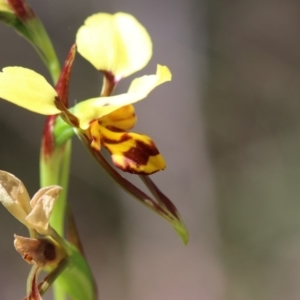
[1,0,300,299]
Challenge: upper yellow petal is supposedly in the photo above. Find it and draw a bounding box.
[76,12,152,79]
[74,65,172,129]
[0,67,60,115]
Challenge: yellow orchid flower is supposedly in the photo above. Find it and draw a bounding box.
[0,12,171,174]
[75,13,169,173]
[0,10,188,245]
[0,64,171,174]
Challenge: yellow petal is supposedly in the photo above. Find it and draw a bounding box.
[0,1,12,13]
[87,120,102,152]
[0,67,60,115]
[87,105,137,151]
[76,12,152,79]
[74,65,171,129]
[100,105,136,131]
[100,126,166,174]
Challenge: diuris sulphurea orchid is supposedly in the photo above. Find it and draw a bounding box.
[0,7,188,300]
[0,12,188,244]
[0,57,170,174]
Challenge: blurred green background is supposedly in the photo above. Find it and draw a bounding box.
[1,0,300,299]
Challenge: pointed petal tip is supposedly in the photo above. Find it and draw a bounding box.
[172,218,189,245]
[157,64,172,82]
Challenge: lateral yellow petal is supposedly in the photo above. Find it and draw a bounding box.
[76,12,152,79]
[100,127,166,174]
[0,67,60,115]
[74,65,171,129]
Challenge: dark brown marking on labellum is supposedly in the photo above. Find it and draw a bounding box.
[112,140,160,174]
[105,125,127,133]
[122,140,159,166]
[101,132,131,144]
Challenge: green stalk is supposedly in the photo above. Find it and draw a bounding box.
[40,140,71,236]
[26,17,61,83]
[34,15,70,299]
[40,138,72,300]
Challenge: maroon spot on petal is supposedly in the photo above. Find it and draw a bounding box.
[113,139,161,174]
[105,125,126,132]
[101,132,131,144]
[101,133,162,174]
[122,140,159,166]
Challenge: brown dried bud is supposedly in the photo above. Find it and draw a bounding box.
[0,171,62,236]
[14,235,66,267]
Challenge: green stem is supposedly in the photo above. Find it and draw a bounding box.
[40,140,71,300]
[33,19,70,299]
[26,18,61,83]
[40,141,71,234]
[53,116,76,146]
